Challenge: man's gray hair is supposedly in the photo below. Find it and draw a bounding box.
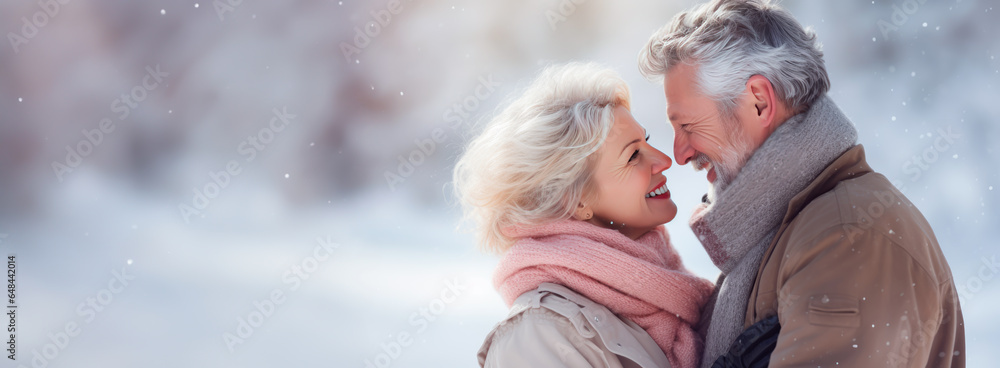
[638,0,830,117]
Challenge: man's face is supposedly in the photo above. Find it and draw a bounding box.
[663,63,756,194]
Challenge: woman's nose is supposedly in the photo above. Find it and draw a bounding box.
[651,148,672,172]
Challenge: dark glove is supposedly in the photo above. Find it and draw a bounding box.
[711,315,780,368]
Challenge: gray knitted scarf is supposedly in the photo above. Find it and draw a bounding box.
[691,96,858,367]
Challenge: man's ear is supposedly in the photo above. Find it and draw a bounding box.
[746,75,778,128]
[572,202,593,221]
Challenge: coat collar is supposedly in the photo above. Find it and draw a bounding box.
[781,144,872,225]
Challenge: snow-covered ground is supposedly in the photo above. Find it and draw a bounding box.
[1,0,998,367]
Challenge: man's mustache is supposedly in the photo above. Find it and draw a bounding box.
[692,153,712,171]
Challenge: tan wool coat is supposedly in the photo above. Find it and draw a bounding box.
[745,145,965,367]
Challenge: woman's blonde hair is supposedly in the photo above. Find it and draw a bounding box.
[453,62,631,254]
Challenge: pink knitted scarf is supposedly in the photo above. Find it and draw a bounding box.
[494,219,714,368]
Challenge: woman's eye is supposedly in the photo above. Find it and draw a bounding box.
[629,149,640,162]
[645,133,650,142]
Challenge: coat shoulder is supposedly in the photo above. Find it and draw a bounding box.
[481,306,612,368]
[754,172,965,367]
[802,171,953,285]
[478,284,671,368]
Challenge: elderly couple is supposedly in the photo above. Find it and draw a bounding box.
[453,1,965,367]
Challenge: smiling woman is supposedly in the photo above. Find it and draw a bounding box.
[453,62,714,368]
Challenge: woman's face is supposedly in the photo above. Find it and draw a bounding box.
[580,106,677,239]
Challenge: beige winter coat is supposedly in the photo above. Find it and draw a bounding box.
[478,283,672,368]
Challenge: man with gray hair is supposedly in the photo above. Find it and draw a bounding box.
[638,0,964,367]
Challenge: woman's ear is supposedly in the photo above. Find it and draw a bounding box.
[572,202,593,221]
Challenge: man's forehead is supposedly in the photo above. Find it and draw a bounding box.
[663,71,694,122]
[665,99,686,122]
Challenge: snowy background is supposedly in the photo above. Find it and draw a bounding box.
[0,0,997,367]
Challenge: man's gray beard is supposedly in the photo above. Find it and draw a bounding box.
[700,124,756,202]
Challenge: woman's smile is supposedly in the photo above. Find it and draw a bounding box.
[644,178,670,199]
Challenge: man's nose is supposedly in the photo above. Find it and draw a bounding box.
[674,134,695,165]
